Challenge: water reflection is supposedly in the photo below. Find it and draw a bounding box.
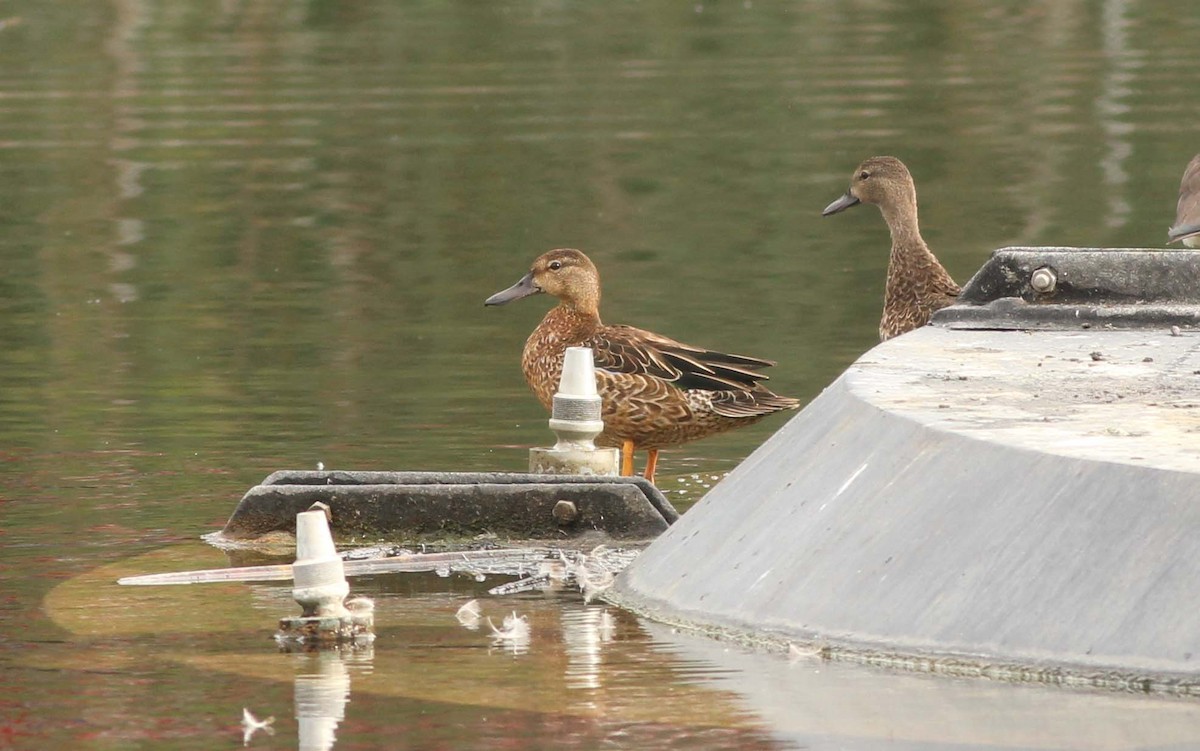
[6,1,1200,747]
[244,647,375,751]
[34,544,1200,750]
[561,606,613,692]
[647,623,1200,751]
[1097,0,1134,230]
[292,649,365,751]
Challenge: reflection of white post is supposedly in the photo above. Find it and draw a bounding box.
[295,652,351,751]
[529,347,620,475]
[561,609,605,693]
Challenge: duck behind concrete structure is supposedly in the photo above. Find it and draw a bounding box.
[485,248,800,484]
[822,156,961,341]
[1168,153,1200,248]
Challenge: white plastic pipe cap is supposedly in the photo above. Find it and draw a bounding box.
[559,347,599,397]
[296,507,339,564]
[293,504,350,614]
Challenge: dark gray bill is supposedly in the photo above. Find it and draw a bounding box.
[1167,222,1200,244]
[822,192,861,216]
[484,271,541,306]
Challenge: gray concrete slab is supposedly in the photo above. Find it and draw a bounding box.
[610,326,1200,693]
[218,472,677,542]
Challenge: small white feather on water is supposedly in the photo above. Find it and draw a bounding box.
[241,708,275,746]
[787,642,827,663]
[487,611,530,638]
[456,599,482,628]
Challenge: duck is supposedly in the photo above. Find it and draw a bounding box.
[485,248,800,483]
[1168,153,1200,247]
[822,156,961,341]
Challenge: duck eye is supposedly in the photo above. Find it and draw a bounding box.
[548,260,563,271]
[858,170,870,180]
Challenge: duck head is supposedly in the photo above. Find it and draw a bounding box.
[822,156,917,217]
[485,248,601,313]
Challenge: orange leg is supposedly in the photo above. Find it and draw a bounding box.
[642,449,659,485]
[621,439,635,477]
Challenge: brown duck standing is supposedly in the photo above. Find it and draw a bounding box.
[822,156,961,340]
[1168,153,1200,247]
[485,248,800,484]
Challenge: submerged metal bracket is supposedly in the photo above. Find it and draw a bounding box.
[933,247,1200,331]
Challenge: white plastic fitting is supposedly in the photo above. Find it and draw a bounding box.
[558,347,599,397]
[529,347,618,475]
[548,346,605,449]
[292,503,350,618]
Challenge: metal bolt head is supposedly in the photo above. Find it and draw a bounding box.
[552,499,578,525]
[1030,266,1057,294]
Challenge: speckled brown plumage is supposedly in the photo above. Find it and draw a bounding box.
[1169,153,1200,247]
[485,248,800,478]
[823,156,960,341]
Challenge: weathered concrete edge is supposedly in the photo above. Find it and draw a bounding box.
[608,342,1200,696]
[257,471,679,523]
[603,587,1200,697]
[216,481,671,541]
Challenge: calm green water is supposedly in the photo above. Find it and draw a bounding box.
[4,1,1200,748]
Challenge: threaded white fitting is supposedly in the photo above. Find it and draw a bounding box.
[550,347,604,449]
[529,347,619,475]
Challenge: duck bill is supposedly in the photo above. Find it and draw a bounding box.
[484,272,541,306]
[1167,222,1200,245]
[822,192,861,216]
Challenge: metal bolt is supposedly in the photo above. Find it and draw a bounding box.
[1030,266,1057,294]
[552,500,578,525]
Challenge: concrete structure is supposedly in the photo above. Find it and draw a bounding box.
[218,471,677,542]
[611,248,1200,693]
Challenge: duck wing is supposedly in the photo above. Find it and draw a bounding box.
[586,324,776,393]
[931,267,962,307]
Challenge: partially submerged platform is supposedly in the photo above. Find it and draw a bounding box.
[216,471,678,543]
[610,248,1200,693]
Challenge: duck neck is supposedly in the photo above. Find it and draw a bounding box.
[542,302,602,341]
[881,198,943,300]
[880,198,926,257]
[523,303,601,410]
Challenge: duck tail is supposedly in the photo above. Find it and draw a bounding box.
[709,389,801,418]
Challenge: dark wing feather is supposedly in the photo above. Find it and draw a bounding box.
[586,324,776,393]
